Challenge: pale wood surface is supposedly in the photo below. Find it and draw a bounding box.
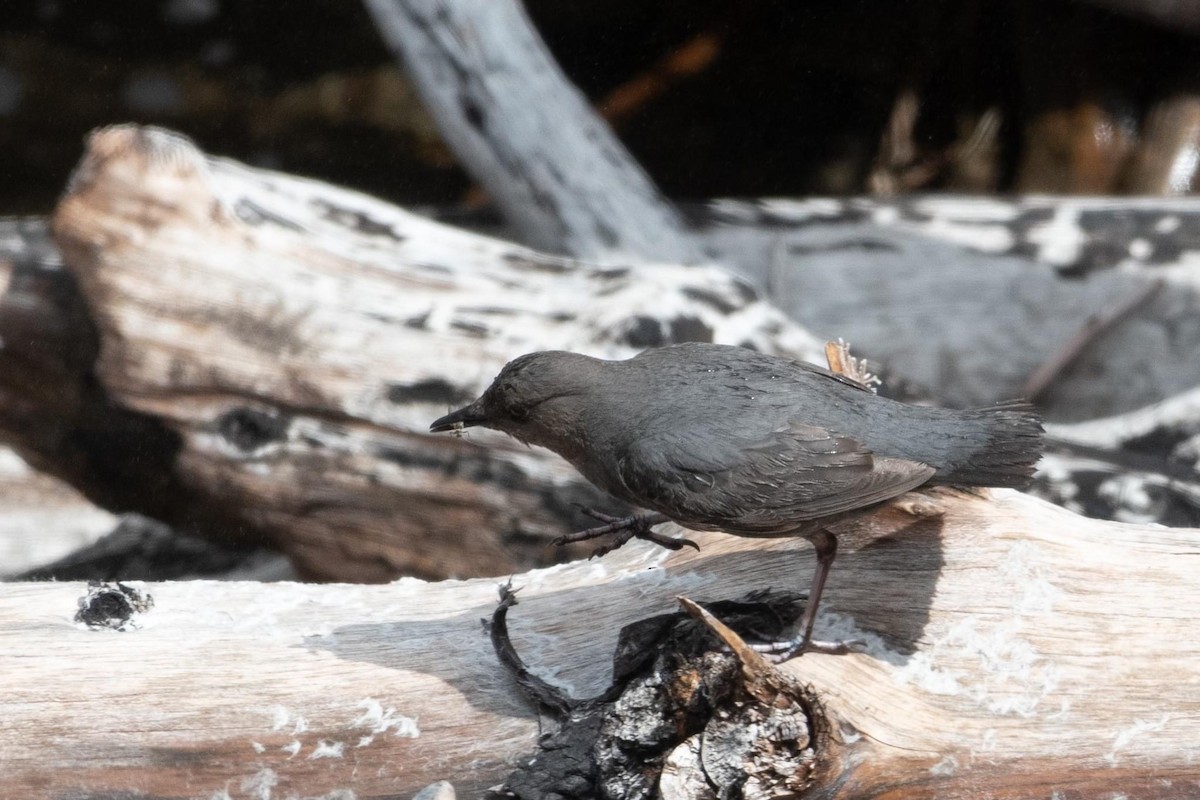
[2,489,1197,798]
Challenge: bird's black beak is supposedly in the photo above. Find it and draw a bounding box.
[429,399,489,433]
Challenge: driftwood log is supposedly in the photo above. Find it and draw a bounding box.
[431,194,1200,420]
[2,489,1197,797]
[4,125,1200,581]
[32,124,820,582]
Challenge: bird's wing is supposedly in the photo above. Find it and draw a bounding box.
[616,421,935,532]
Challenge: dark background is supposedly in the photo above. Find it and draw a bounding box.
[2,0,1198,214]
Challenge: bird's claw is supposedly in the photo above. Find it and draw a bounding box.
[640,529,700,552]
[551,509,693,558]
[572,504,621,524]
[750,636,868,662]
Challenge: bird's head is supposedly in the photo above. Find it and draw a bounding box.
[429,351,599,450]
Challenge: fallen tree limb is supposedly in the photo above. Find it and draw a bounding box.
[43,124,818,581]
[698,196,1200,419]
[2,489,1196,798]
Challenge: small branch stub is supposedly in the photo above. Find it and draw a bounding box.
[675,596,825,798]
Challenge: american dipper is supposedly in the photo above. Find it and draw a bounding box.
[430,342,1043,658]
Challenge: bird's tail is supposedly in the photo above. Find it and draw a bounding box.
[932,400,1044,487]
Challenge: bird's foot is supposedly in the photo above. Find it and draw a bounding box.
[750,635,867,662]
[551,508,698,559]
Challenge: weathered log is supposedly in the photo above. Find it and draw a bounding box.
[362,0,702,263]
[429,194,1200,419]
[7,125,1198,582]
[697,196,1200,419]
[2,489,1196,798]
[0,215,241,544]
[1034,385,1200,526]
[46,124,819,582]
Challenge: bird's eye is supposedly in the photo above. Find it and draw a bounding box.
[492,385,530,422]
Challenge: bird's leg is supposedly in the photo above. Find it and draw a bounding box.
[753,529,862,660]
[551,509,698,559]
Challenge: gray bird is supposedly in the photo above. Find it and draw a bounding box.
[430,342,1043,658]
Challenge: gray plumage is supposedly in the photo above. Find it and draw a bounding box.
[431,342,1044,657]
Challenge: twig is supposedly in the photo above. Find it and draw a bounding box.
[1023,279,1165,401]
[487,582,576,717]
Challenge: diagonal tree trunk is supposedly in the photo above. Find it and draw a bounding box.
[362,0,703,263]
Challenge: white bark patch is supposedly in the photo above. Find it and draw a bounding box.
[929,754,959,776]
[239,767,278,800]
[308,739,345,759]
[267,705,309,735]
[352,698,420,743]
[1026,206,1086,266]
[1106,715,1173,765]
[897,541,1063,717]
